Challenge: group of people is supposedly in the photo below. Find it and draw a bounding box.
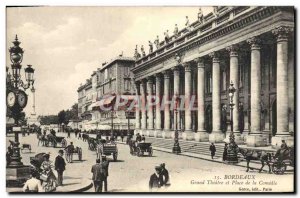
[149,163,170,191]
[23,150,67,192]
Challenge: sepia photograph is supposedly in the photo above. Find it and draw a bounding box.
[5,4,295,193]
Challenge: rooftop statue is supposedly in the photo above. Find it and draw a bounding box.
[213,6,219,17]
[148,41,153,53]
[164,30,170,44]
[198,8,204,24]
[154,35,160,49]
[174,24,179,38]
[141,45,146,57]
[134,45,141,60]
[185,16,191,32]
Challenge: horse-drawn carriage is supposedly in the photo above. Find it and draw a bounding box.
[129,140,153,157]
[88,137,118,161]
[65,146,83,161]
[96,140,118,161]
[238,146,294,175]
[39,134,67,148]
[30,153,57,192]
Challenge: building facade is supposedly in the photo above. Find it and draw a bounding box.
[77,56,136,131]
[132,6,295,148]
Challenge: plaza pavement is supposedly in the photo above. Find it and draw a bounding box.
[6,132,294,193]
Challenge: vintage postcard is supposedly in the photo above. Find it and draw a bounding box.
[5,6,295,193]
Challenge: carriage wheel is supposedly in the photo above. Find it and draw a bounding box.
[61,139,67,148]
[78,148,82,161]
[113,152,118,161]
[272,161,287,175]
[149,147,153,156]
[137,148,141,157]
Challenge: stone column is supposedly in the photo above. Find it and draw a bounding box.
[162,70,172,138]
[271,26,294,148]
[194,58,209,141]
[140,80,147,135]
[209,52,225,142]
[134,81,141,135]
[154,73,162,138]
[173,66,180,130]
[146,77,154,137]
[183,62,194,140]
[246,37,266,147]
[226,45,243,144]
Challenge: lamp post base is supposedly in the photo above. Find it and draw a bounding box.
[172,142,181,154]
[6,165,31,187]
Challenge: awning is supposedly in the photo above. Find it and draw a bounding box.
[91,96,116,110]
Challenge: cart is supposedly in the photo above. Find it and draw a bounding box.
[129,141,153,157]
[97,140,118,161]
[271,147,294,175]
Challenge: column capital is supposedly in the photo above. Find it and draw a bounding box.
[209,51,220,62]
[162,70,171,79]
[194,57,205,67]
[183,62,193,71]
[272,26,294,42]
[134,80,141,85]
[226,45,239,57]
[155,72,163,80]
[247,36,261,50]
[146,76,154,84]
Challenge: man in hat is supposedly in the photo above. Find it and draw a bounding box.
[159,163,169,187]
[100,155,109,192]
[149,166,161,191]
[91,159,103,192]
[55,150,66,186]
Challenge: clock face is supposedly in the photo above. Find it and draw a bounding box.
[7,92,16,107]
[17,91,28,108]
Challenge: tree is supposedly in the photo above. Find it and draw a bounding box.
[58,110,67,125]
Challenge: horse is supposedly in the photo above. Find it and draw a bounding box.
[37,134,47,146]
[237,148,273,173]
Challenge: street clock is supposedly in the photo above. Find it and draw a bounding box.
[7,91,16,108]
[17,90,28,108]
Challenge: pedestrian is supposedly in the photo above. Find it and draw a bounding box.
[101,155,109,192]
[281,140,288,149]
[210,143,216,159]
[41,153,57,191]
[159,163,170,187]
[67,130,71,138]
[136,133,142,142]
[75,130,78,138]
[23,171,43,192]
[78,131,82,139]
[223,143,228,161]
[54,150,66,186]
[141,135,146,142]
[64,142,75,163]
[91,159,103,192]
[149,166,162,191]
[120,132,124,142]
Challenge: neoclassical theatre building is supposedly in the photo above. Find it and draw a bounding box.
[131,6,295,148]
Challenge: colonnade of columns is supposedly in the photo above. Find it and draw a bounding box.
[134,26,293,147]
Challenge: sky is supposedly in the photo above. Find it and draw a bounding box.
[6,6,213,116]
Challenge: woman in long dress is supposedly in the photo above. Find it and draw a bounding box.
[41,153,57,192]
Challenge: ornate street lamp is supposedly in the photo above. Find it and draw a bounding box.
[172,95,181,154]
[6,35,35,185]
[227,81,238,164]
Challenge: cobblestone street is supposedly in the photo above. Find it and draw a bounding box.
[6,132,294,192]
